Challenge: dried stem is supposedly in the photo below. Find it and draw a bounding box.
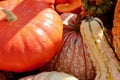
[0,7,17,22]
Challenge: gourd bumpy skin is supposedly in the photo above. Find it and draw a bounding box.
[112,0,120,59]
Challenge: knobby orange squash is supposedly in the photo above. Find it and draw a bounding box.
[112,0,120,59]
[0,0,63,72]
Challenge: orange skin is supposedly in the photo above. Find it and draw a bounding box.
[55,0,68,5]
[0,0,63,72]
[55,0,83,14]
[112,0,120,60]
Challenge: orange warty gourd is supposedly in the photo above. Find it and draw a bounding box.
[0,0,63,72]
[112,0,120,59]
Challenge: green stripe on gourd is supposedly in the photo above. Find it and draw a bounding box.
[80,17,120,80]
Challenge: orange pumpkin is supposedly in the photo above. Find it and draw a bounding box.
[0,0,63,72]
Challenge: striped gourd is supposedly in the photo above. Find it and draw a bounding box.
[80,17,120,80]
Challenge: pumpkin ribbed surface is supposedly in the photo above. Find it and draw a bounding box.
[0,0,63,72]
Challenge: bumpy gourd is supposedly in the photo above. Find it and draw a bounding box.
[80,17,120,80]
[112,0,120,59]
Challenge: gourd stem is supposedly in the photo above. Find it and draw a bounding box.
[74,11,89,32]
[0,7,17,22]
[74,14,85,32]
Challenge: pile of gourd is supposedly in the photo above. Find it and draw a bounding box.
[0,0,120,80]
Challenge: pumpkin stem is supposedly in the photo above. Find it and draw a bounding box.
[73,6,89,32]
[0,7,17,22]
[74,16,81,32]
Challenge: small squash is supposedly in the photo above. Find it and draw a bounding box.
[19,71,78,80]
[80,17,120,80]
